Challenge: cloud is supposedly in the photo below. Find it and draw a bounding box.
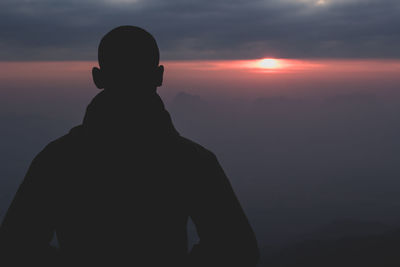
[0,0,399,60]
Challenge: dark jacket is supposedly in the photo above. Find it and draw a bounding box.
[0,91,259,267]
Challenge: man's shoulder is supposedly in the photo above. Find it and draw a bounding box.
[175,135,217,161]
[36,125,84,161]
[47,124,83,149]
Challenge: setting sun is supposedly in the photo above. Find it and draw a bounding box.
[258,58,280,69]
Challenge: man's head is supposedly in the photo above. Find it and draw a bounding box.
[92,26,164,94]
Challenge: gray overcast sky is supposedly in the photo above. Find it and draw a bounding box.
[0,0,399,60]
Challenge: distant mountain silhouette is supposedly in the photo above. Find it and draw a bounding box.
[264,221,400,267]
[301,220,394,240]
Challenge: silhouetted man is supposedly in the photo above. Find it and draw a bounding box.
[0,26,259,267]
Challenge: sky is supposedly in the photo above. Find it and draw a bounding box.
[0,0,400,60]
[1,0,400,262]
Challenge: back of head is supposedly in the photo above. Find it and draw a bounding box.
[93,26,163,94]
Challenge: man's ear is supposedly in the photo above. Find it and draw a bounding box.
[92,67,105,89]
[154,65,164,87]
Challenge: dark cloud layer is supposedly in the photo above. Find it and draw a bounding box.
[0,0,400,60]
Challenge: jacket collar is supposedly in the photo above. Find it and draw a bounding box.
[82,90,179,140]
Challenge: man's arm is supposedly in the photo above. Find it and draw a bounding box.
[188,150,260,267]
[0,148,58,265]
